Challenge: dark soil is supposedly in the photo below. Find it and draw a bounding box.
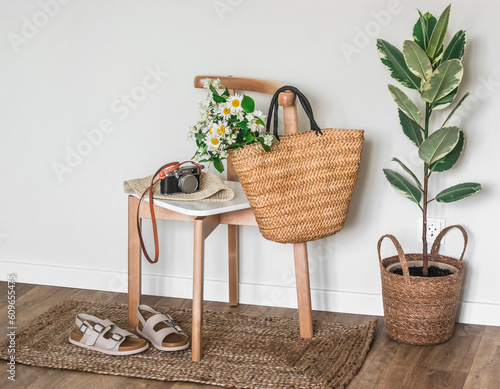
[391,265,453,277]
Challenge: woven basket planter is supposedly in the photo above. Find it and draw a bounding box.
[377,225,467,345]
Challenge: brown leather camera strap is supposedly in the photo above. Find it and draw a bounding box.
[137,161,204,264]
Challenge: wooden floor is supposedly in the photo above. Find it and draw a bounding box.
[0,282,498,388]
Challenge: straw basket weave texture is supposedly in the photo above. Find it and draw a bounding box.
[229,86,363,244]
[230,129,363,243]
[378,225,467,345]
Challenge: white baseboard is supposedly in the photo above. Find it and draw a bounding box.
[1,260,499,326]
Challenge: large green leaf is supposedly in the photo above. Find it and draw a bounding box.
[213,156,224,173]
[377,39,422,90]
[418,126,460,164]
[241,95,255,113]
[430,131,464,172]
[442,92,470,127]
[391,158,422,190]
[421,59,463,105]
[413,11,437,51]
[436,182,482,203]
[388,84,423,124]
[398,109,423,146]
[426,5,451,61]
[441,30,466,63]
[433,88,458,110]
[383,169,422,205]
[403,40,433,81]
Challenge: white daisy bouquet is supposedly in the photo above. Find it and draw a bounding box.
[188,78,277,173]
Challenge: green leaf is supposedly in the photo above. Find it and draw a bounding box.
[212,94,226,103]
[209,84,220,96]
[442,30,466,62]
[256,117,265,126]
[433,87,458,110]
[213,157,224,173]
[245,133,255,143]
[241,95,255,113]
[383,169,422,205]
[377,39,421,90]
[403,40,433,80]
[430,131,464,172]
[388,84,423,124]
[432,46,444,68]
[442,92,470,127]
[436,182,482,203]
[257,137,270,152]
[426,4,451,61]
[413,11,437,51]
[421,59,464,105]
[222,87,230,98]
[398,110,423,147]
[391,158,422,190]
[418,126,460,164]
[239,120,249,131]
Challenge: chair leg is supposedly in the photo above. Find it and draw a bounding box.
[192,215,220,362]
[128,196,141,328]
[294,242,313,338]
[228,224,239,307]
[192,218,205,362]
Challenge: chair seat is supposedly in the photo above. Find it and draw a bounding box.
[129,181,251,217]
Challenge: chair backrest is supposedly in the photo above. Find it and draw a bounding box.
[194,75,298,181]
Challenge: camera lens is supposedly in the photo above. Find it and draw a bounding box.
[178,174,198,193]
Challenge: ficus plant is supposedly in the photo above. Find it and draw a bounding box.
[377,5,482,276]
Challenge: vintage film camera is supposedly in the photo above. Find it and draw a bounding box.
[160,164,201,194]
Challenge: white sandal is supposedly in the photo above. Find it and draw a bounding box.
[69,314,149,356]
[136,305,189,351]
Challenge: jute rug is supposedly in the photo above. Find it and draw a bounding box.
[0,299,377,388]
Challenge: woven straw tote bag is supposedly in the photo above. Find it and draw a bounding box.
[229,86,364,244]
[378,225,467,345]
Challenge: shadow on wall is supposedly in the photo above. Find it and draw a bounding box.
[341,137,373,231]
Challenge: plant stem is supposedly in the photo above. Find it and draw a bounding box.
[422,163,429,277]
[422,103,431,276]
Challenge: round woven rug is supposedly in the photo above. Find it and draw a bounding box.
[0,299,377,388]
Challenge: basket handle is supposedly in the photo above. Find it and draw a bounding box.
[430,225,468,262]
[377,234,411,285]
[265,85,323,139]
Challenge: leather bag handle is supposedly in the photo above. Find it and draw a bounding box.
[137,161,204,264]
[265,85,323,139]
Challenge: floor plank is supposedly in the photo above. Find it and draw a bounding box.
[1,282,499,388]
[464,326,500,389]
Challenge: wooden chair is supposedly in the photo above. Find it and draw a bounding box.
[128,76,313,362]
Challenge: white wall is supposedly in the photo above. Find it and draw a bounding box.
[1,0,499,326]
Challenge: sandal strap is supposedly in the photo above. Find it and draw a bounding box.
[145,313,174,329]
[94,332,127,351]
[137,305,187,338]
[149,326,178,345]
[115,328,137,338]
[82,323,112,346]
[75,314,114,330]
[137,304,158,328]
